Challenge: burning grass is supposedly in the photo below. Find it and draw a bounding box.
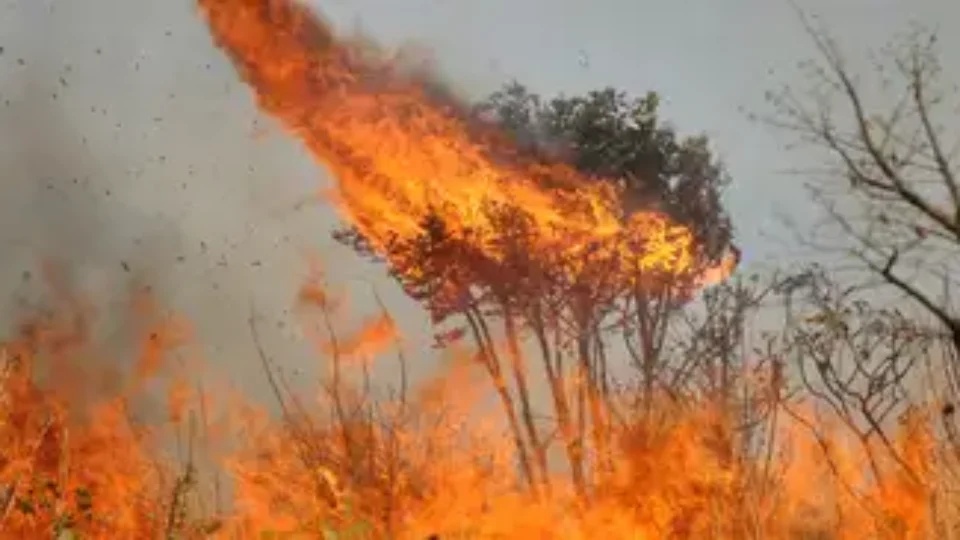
[1,0,957,537]
[0,276,957,539]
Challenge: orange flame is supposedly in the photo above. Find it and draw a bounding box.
[195,0,722,296]
[0,277,948,538]
[1,0,946,537]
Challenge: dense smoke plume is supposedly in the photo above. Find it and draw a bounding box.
[0,0,417,400]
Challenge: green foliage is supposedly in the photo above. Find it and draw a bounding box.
[474,81,733,263]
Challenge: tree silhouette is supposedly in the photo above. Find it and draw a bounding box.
[761,17,960,413]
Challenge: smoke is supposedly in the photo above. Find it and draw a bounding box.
[0,0,426,400]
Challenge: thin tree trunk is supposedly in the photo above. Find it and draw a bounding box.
[532,316,586,498]
[464,309,538,494]
[503,309,551,492]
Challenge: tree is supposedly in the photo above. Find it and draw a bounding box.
[776,267,933,484]
[335,81,738,496]
[747,18,960,525]
[761,15,960,405]
[477,82,732,263]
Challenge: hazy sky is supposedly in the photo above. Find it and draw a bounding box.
[308,0,958,261]
[0,0,956,398]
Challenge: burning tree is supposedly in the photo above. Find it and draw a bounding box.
[332,66,738,497]
[3,0,957,536]
[197,0,739,499]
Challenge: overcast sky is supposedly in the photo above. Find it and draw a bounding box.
[0,0,956,399]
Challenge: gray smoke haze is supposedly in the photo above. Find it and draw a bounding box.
[3,0,956,407]
[0,0,434,402]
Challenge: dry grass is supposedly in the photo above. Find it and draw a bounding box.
[1,293,960,540]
